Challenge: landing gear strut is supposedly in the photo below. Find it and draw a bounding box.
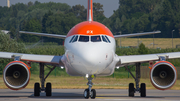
[125,63,146,97]
[83,76,96,99]
[34,63,56,96]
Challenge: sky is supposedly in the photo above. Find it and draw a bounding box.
[0,0,119,18]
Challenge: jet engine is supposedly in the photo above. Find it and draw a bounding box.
[150,61,177,90]
[3,61,31,90]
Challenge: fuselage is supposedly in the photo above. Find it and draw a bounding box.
[61,21,117,76]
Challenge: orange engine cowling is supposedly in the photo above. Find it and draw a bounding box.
[3,61,31,90]
[150,61,177,90]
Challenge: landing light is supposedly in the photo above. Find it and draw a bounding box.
[86,74,89,78]
[61,66,64,69]
[116,66,120,69]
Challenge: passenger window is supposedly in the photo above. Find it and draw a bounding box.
[105,36,111,43]
[102,36,108,42]
[79,36,89,42]
[72,35,78,43]
[91,36,101,42]
[69,36,75,43]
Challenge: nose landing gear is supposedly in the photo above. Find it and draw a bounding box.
[83,75,96,99]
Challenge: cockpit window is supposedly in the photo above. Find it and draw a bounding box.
[104,36,111,43]
[69,36,75,43]
[79,35,89,42]
[70,35,110,43]
[91,36,101,42]
[102,35,108,42]
[72,35,78,43]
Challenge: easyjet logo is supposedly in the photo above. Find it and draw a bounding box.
[87,30,93,34]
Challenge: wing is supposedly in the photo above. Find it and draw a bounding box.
[0,52,64,66]
[114,31,161,38]
[115,52,180,67]
[1,30,66,39]
[19,31,66,39]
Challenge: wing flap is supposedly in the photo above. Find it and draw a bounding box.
[157,52,180,59]
[118,54,159,64]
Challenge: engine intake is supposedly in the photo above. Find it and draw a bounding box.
[150,61,177,90]
[3,61,31,90]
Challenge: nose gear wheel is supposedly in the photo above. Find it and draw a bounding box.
[83,76,96,99]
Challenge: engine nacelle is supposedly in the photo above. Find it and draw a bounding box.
[3,61,31,90]
[150,61,177,90]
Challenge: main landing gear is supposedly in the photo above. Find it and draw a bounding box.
[125,63,146,97]
[34,63,56,97]
[83,75,96,99]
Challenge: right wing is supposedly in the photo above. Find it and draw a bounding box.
[1,30,66,39]
[19,31,66,39]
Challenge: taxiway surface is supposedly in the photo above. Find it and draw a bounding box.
[0,89,179,101]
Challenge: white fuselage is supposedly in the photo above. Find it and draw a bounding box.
[61,35,117,76]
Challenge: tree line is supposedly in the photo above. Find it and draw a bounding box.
[0,1,105,44]
[107,0,180,38]
[0,0,180,45]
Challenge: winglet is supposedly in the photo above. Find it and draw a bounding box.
[87,0,93,21]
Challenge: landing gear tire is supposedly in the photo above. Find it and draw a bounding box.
[84,89,89,99]
[46,83,52,96]
[34,83,40,96]
[90,89,96,99]
[140,83,146,97]
[129,83,134,97]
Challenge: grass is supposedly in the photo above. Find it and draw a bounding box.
[0,74,180,90]
[116,38,180,49]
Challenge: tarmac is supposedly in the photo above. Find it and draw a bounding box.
[0,89,180,101]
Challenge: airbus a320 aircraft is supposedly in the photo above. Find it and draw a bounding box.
[0,0,179,99]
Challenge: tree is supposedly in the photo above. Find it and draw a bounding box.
[93,3,106,22]
[34,1,41,5]
[9,27,16,39]
[21,18,42,42]
[114,18,121,32]
[138,43,149,54]
[0,32,27,71]
[102,18,112,30]
[69,5,86,21]
[28,1,33,7]
[11,8,18,17]
[44,13,80,44]
[42,11,53,33]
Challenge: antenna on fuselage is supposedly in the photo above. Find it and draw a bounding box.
[87,0,93,21]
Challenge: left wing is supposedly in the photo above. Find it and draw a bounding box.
[114,31,161,38]
[0,52,64,66]
[115,52,180,67]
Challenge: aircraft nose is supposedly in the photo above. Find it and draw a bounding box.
[67,44,113,75]
[77,46,113,73]
[79,48,105,66]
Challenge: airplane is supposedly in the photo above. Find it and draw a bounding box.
[0,0,179,99]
